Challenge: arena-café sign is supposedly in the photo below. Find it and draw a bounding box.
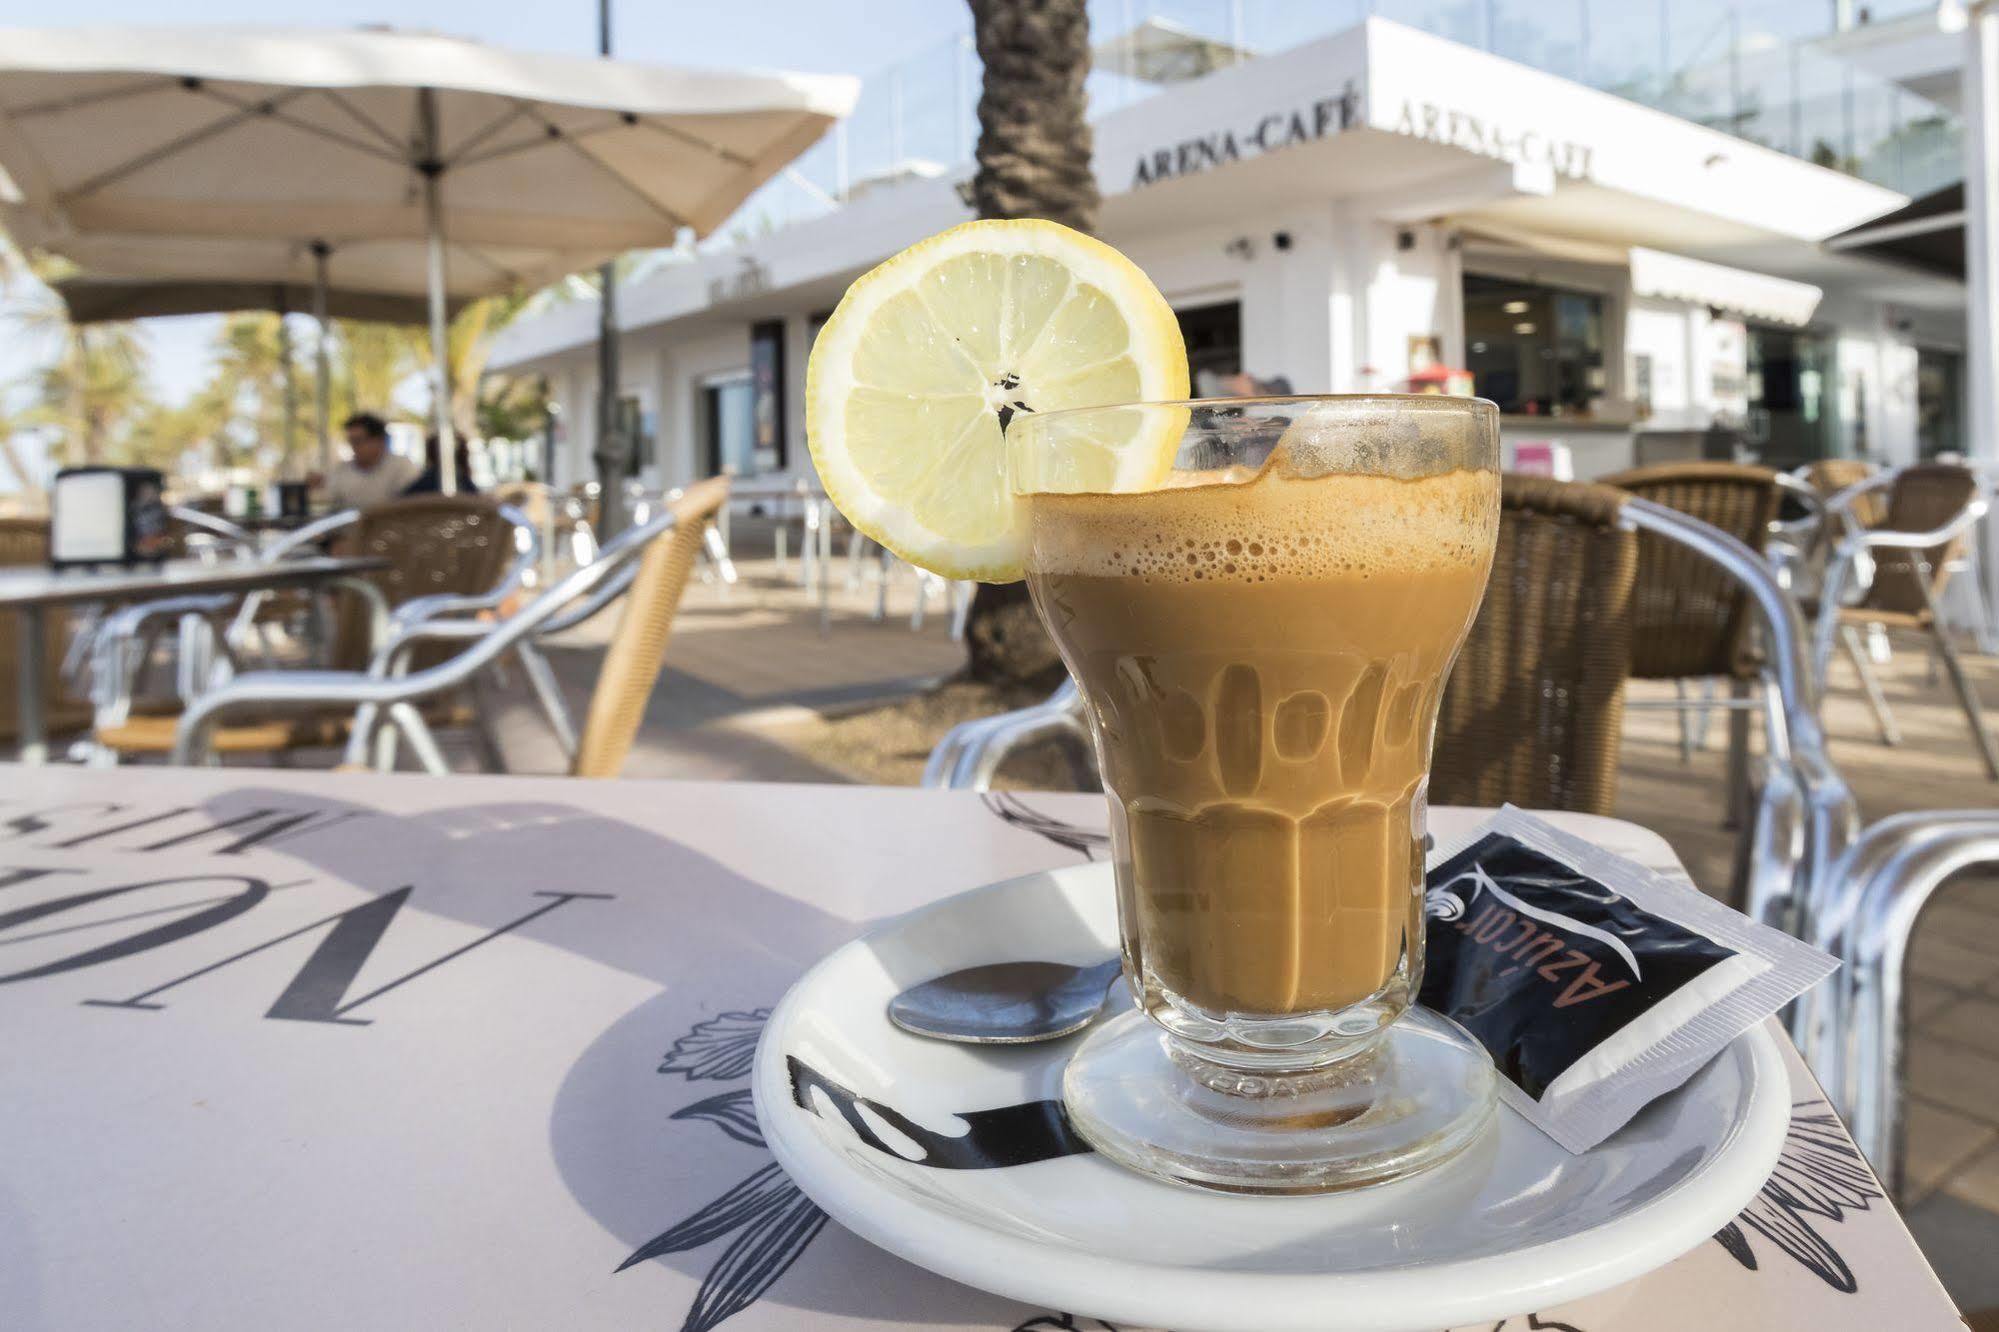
[1130,90,1594,188]
[1129,85,1360,187]
[1389,98,1596,181]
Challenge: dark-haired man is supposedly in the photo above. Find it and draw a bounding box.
[321,412,420,511]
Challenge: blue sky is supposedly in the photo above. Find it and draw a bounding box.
[0,0,968,407]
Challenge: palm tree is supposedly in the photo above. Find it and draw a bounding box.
[333,319,421,425]
[0,238,154,469]
[961,0,1100,685]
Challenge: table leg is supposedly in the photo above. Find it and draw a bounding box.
[17,605,47,765]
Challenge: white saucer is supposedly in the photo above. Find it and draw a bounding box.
[753,862,1789,1332]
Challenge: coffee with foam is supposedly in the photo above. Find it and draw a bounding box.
[1024,454,1497,1037]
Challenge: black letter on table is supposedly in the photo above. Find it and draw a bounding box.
[86,888,612,1025]
[0,874,273,983]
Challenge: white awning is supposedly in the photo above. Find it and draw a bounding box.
[1629,246,1822,326]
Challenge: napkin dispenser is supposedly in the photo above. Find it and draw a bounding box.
[49,467,171,567]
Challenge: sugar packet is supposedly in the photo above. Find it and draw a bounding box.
[1419,806,1836,1154]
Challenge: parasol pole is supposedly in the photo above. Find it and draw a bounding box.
[277,287,298,476]
[593,0,627,540]
[418,87,457,495]
[312,240,332,475]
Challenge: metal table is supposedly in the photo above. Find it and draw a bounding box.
[0,766,1960,1331]
[0,555,387,764]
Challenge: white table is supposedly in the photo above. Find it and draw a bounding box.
[0,555,384,764]
[0,767,1959,1331]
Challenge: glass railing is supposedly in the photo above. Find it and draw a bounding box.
[711,0,1960,247]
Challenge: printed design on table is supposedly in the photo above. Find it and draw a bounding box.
[1710,1098,1885,1293]
[620,1007,1115,1332]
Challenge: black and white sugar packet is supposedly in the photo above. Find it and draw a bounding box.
[1419,807,1836,1154]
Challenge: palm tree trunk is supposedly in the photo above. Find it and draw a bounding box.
[961,0,1099,686]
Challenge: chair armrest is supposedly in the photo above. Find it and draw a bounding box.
[1846,497,1988,553]
[89,593,241,723]
[167,506,257,557]
[261,509,359,559]
[385,503,542,633]
[1822,471,1896,518]
[922,681,1087,790]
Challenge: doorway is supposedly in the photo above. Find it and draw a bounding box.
[701,374,755,477]
[1178,301,1242,394]
[1917,346,1965,459]
[1745,325,1834,468]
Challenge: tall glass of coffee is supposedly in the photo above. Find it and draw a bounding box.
[1012,395,1502,1194]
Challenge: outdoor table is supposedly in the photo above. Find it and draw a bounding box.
[0,555,388,764]
[0,766,1959,1331]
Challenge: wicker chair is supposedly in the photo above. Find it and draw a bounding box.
[570,479,727,777]
[1428,476,1637,815]
[172,479,730,777]
[330,494,518,671]
[1596,463,1785,821]
[1812,462,1998,779]
[1804,458,1886,529]
[0,518,92,744]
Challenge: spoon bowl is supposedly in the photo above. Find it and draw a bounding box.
[887,957,1124,1044]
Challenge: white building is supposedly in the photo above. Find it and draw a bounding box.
[490,11,1974,491]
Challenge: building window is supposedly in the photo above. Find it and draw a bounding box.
[1463,273,1606,417]
[750,319,787,472]
[702,374,756,477]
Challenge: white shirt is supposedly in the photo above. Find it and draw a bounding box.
[324,452,422,512]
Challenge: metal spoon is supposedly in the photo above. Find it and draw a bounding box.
[887,957,1125,1044]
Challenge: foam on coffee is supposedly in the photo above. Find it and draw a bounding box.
[1024,457,1496,585]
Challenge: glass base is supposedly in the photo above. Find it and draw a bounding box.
[1063,1006,1498,1195]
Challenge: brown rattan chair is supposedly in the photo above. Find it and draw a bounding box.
[570,477,729,777]
[1813,462,1999,779]
[173,479,730,776]
[0,517,92,745]
[330,494,517,670]
[1597,463,1785,822]
[1429,475,1638,815]
[1805,458,1887,530]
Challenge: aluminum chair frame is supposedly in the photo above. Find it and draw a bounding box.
[352,537,647,768]
[171,506,679,771]
[1810,475,1998,780]
[82,510,398,750]
[920,498,1857,944]
[1801,811,1999,1195]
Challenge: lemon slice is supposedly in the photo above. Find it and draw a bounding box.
[806,218,1189,582]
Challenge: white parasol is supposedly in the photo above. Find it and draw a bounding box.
[0,25,857,491]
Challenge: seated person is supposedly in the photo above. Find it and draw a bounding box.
[318,413,421,511]
[402,433,481,497]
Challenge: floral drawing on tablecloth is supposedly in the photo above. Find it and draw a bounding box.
[1712,1098,1885,1292]
[620,1007,1119,1332]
